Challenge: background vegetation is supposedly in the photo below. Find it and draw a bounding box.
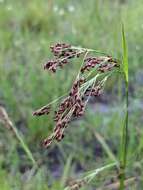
[0,0,143,189]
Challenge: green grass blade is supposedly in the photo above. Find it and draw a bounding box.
[122,23,128,83]
[60,154,73,188]
[0,106,37,166]
[64,162,116,190]
[12,126,37,166]
[120,23,129,190]
[88,125,119,166]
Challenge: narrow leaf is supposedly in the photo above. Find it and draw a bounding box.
[122,23,128,83]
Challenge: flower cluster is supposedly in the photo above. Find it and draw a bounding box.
[81,57,102,73]
[43,78,86,148]
[85,84,103,97]
[81,56,118,73]
[44,43,83,73]
[33,43,119,148]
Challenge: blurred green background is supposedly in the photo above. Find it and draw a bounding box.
[0,0,143,189]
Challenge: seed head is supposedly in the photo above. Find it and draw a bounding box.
[33,43,119,148]
[44,43,83,73]
[33,105,51,116]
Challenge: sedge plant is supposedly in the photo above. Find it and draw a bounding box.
[33,25,128,189]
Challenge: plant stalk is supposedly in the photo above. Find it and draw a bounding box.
[120,80,129,189]
[119,23,129,189]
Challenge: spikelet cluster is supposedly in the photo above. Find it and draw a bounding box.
[33,43,119,148]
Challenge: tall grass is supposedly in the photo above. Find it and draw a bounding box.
[119,23,129,190]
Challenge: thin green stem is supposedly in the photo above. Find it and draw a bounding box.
[124,81,129,167]
[120,80,129,190]
[119,23,129,190]
[85,162,116,183]
[71,46,108,55]
[12,125,37,166]
[64,162,116,190]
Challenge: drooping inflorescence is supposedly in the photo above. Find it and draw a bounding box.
[33,43,119,148]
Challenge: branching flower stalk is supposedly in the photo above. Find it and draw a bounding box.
[33,43,120,148]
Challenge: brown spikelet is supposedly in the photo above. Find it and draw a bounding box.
[33,105,51,116]
[44,43,84,73]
